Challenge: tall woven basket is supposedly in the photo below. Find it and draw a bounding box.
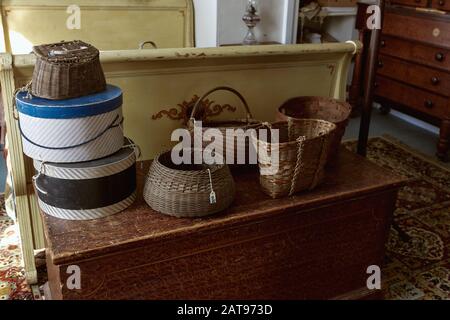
[143,150,235,218]
[32,40,106,100]
[276,96,351,164]
[251,119,336,199]
[188,86,261,166]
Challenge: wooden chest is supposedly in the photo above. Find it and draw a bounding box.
[374,6,450,161]
[43,149,405,300]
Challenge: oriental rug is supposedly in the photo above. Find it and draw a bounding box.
[0,135,448,300]
[0,195,32,300]
[344,135,449,300]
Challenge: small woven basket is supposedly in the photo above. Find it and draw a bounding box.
[143,150,235,218]
[32,40,106,100]
[251,119,336,199]
[276,96,351,164]
[188,86,262,166]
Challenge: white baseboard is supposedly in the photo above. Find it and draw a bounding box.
[374,103,440,135]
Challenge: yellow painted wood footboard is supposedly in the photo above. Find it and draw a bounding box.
[0,0,194,53]
[1,42,361,284]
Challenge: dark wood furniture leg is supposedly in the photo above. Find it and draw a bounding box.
[437,118,450,162]
[357,0,385,156]
[350,3,371,117]
[357,36,380,155]
[349,31,368,117]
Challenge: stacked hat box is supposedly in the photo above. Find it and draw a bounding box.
[16,40,137,221]
[33,145,137,220]
[16,84,124,163]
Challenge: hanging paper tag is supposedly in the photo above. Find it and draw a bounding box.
[207,169,217,204]
[210,191,217,204]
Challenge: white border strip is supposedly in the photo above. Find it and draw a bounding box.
[39,191,137,220]
[33,149,136,180]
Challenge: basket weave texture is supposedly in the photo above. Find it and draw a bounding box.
[32,40,106,100]
[188,86,261,165]
[252,119,336,199]
[143,150,235,218]
[277,96,351,164]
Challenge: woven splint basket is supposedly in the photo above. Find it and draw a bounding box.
[251,119,336,199]
[277,96,351,164]
[144,150,235,218]
[188,86,262,165]
[32,40,106,100]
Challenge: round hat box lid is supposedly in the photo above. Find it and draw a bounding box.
[16,84,122,119]
[34,143,136,180]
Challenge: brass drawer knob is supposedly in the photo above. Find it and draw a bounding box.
[380,40,386,47]
[378,60,384,68]
[431,77,440,85]
[424,100,434,109]
[439,0,445,6]
[435,52,445,61]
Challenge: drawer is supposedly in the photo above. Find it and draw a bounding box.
[377,55,450,96]
[390,0,427,7]
[375,76,448,119]
[432,0,450,11]
[383,11,450,49]
[380,36,450,72]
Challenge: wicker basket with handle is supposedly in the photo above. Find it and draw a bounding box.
[276,96,351,165]
[32,40,106,100]
[251,119,336,199]
[188,86,262,166]
[143,149,235,218]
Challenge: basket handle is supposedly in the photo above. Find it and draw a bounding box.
[188,86,253,127]
[139,41,158,49]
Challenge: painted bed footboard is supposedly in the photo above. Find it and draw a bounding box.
[0,0,194,53]
[1,42,360,284]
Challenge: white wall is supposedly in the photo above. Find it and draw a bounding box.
[218,0,286,45]
[195,0,298,47]
[323,15,359,84]
[193,0,218,48]
[323,16,358,42]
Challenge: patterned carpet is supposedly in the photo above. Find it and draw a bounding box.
[0,135,448,300]
[0,196,33,300]
[344,136,450,300]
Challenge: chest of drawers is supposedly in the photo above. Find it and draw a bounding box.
[373,5,450,161]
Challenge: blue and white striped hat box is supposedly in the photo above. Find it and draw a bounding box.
[15,84,124,163]
[33,142,137,221]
